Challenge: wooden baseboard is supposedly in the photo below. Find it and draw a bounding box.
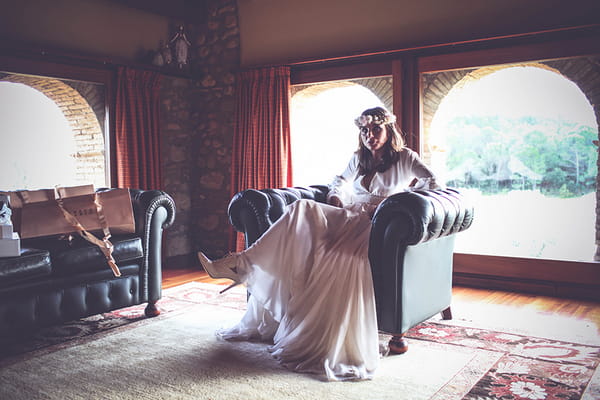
[453,272,600,302]
[453,253,600,285]
[452,253,600,301]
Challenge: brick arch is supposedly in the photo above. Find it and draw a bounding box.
[354,77,393,112]
[0,74,106,187]
[422,61,599,141]
[291,77,394,113]
[421,57,600,259]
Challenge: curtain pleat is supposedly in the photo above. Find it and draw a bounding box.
[231,66,293,250]
[115,67,162,190]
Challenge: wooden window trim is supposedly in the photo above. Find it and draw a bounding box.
[291,60,391,85]
[418,34,600,74]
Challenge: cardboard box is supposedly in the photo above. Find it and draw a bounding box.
[1,187,134,239]
[0,224,13,239]
[0,232,20,257]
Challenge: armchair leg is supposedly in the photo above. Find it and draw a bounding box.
[441,306,452,320]
[144,301,161,317]
[389,335,409,354]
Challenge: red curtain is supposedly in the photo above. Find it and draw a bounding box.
[115,66,163,190]
[231,66,293,250]
[232,66,293,194]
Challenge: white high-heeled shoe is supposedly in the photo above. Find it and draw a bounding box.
[197,251,243,293]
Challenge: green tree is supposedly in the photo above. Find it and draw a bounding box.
[445,115,597,197]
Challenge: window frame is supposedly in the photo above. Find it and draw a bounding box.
[290,27,600,300]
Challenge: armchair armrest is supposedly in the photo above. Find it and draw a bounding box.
[368,188,474,334]
[370,188,473,248]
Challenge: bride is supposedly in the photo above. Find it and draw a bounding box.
[198,106,439,381]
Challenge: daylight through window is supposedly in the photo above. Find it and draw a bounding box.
[423,64,598,262]
[0,74,107,191]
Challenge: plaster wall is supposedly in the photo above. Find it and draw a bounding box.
[0,0,169,62]
[236,0,600,66]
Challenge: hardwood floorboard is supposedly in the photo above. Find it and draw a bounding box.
[163,268,233,289]
[163,268,600,344]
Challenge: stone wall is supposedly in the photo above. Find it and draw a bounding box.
[160,0,240,266]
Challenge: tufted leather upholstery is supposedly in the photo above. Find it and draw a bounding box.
[228,185,329,248]
[228,185,473,338]
[0,188,175,339]
[368,188,473,334]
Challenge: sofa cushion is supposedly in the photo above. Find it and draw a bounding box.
[0,248,52,286]
[22,234,143,276]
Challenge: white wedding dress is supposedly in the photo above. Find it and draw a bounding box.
[217,149,436,380]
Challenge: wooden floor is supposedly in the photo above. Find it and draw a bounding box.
[163,268,600,344]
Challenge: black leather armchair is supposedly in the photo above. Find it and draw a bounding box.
[228,185,474,352]
[0,188,176,339]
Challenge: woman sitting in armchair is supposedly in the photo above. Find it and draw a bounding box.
[198,106,440,381]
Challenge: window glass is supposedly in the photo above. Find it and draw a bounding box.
[0,73,107,190]
[422,60,599,262]
[291,77,392,186]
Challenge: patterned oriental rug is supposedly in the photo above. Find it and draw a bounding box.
[0,282,598,400]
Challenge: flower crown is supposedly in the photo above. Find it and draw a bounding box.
[354,112,396,128]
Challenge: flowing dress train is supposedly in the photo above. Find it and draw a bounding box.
[218,200,379,380]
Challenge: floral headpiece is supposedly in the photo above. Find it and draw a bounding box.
[354,111,396,128]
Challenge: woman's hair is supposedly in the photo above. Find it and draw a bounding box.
[354,106,405,175]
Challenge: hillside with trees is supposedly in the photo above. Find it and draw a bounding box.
[445,115,597,197]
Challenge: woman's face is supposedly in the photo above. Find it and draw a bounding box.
[360,122,389,156]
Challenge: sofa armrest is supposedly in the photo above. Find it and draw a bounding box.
[128,189,176,234]
[228,185,328,247]
[126,189,176,302]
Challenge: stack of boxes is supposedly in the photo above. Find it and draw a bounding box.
[0,194,20,257]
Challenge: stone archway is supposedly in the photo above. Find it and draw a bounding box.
[420,56,600,259]
[0,74,106,187]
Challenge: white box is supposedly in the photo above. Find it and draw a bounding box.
[0,223,13,239]
[0,232,20,257]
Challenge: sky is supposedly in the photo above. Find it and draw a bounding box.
[291,84,384,186]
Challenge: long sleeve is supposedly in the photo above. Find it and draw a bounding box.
[401,148,442,190]
[328,153,359,205]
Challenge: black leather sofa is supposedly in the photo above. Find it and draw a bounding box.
[0,188,176,339]
[228,185,474,352]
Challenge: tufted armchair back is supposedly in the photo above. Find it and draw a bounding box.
[228,185,329,248]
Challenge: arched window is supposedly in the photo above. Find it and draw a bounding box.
[423,63,598,262]
[0,73,107,190]
[291,77,392,186]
